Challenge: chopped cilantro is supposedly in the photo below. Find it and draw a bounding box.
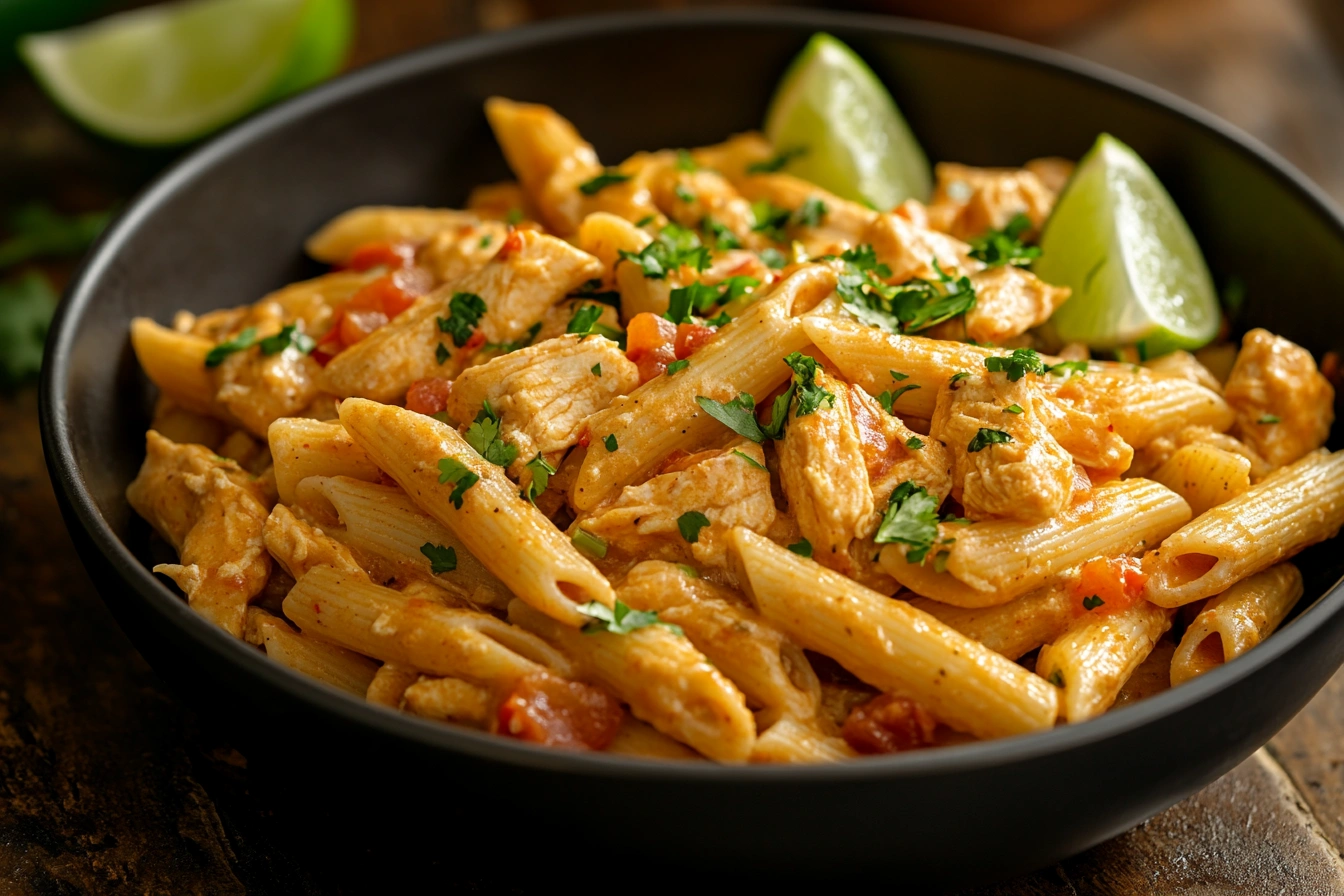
[949,371,970,384]
[747,147,806,174]
[705,311,732,327]
[891,371,909,381]
[566,304,605,336]
[437,292,487,347]
[674,184,696,204]
[696,393,766,443]
[787,538,813,558]
[835,247,977,335]
[677,510,711,543]
[758,247,787,269]
[436,457,479,508]
[702,217,741,250]
[618,223,711,279]
[676,149,699,172]
[793,197,827,228]
[783,352,835,417]
[967,213,1040,268]
[571,528,608,559]
[968,428,1012,452]
[906,437,924,450]
[579,599,682,636]
[435,342,451,364]
[665,281,719,323]
[635,215,656,228]
[591,363,602,377]
[578,169,631,195]
[204,327,258,368]
[933,551,951,574]
[0,202,110,269]
[717,275,760,305]
[464,401,518,467]
[603,433,618,452]
[1258,414,1281,424]
[479,233,493,249]
[1044,359,1090,377]
[258,324,315,357]
[676,563,699,578]
[1004,404,1024,414]
[505,208,524,225]
[665,359,689,375]
[1082,595,1105,611]
[750,200,792,242]
[420,542,457,574]
[732,449,766,470]
[521,453,556,504]
[0,272,56,385]
[984,348,1045,381]
[874,481,941,563]
[877,383,921,414]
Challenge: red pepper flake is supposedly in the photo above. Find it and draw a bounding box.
[313,603,322,614]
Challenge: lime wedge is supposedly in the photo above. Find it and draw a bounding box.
[18,0,352,147]
[1034,134,1219,355]
[764,32,931,210]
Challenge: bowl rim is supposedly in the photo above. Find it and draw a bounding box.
[40,6,1344,781]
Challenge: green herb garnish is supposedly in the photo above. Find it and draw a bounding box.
[874,481,941,563]
[747,147,806,174]
[258,324,315,357]
[787,538,813,558]
[437,457,479,508]
[665,359,689,375]
[420,542,457,574]
[677,511,711,543]
[204,327,258,367]
[437,292,487,347]
[732,449,766,470]
[464,401,518,467]
[984,348,1045,381]
[578,599,682,636]
[521,453,556,504]
[571,528,608,559]
[579,169,631,195]
[566,304,605,336]
[968,428,1012,452]
[967,213,1040,268]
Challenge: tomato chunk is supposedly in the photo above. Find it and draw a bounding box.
[841,694,937,755]
[496,673,623,750]
[495,228,524,260]
[405,377,452,416]
[1072,555,1147,616]
[344,241,415,271]
[339,308,389,346]
[626,312,678,383]
[674,322,717,360]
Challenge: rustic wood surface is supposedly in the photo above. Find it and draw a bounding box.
[4,0,1344,892]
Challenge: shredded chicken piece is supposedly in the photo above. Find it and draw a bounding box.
[263,504,370,582]
[863,211,976,284]
[1223,328,1335,468]
[737,172,877,257]
[573,441,776,567]
[931,371,1075,522]
[446,334,639,479]
[775,369,873,574]
[417,220,509,284]
[651,163,763,249]
[927,265,1070,345]
[210,301,323,437]
[126,431,273,637]
[925,162,1057,240]
[846,383,952,507]
[1036,395,1133,480]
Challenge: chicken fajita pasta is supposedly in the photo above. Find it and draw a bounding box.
[124,75,1343,763]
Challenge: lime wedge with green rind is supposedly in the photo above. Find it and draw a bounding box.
[764,32,931,210]
[19,0,351,147]
[1034,133,1219,356]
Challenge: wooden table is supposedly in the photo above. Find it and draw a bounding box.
[4,0,1344,891]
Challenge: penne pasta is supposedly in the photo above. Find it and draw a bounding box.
[129,318,222,418]
[1143,449,1344,607]
[304,206,481,263]
[729,528,1059,740]
[1170,563,1304,685]
[1150,442,1252,517]
[268,417,383,506]
[906,581,1075,660]
[366,662,421,707]
[750,719,857,764]
[248,608,380,697]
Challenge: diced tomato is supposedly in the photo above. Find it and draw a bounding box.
[496,673,624,750]
[674,322,717,360]
[495,228,524,261]
[626,312,678,383]
[577,429,591,448]
[841,694,937,755]
[462,329,487,353]
[406,377,452,416]
[1072,555,1147,617]
[344,241,415,272]
[339,308,389,346]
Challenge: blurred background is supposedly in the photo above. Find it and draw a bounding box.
[3,0,1344,386]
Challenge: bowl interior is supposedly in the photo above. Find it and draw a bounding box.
[48,10,1344,763]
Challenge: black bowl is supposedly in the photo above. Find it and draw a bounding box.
[39,9,1344,886]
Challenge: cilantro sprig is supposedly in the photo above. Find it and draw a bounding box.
[835,246,977,335]
[618,223,711,279]
[578,169,631,195]
[258,324,315,357]
[437,457,479,508]
[205,327,258,368]
[984,347,1045,381]
[579,599,683,637]
[464,401,518,467]
[750,200,792,242]
[968,428,1013,452]
[521,453,556,504]
[437,292,487,347]
[420,542,457,574]
[968,213,1040,268]
[566,304,605,336]
[782,352,835,417]
[677,511,711,543]
[874,481,941,563]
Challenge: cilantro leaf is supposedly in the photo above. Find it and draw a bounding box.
[836,247,977,335]
[968,428,1012,452]
[758,247,786,269]
[949,371,970,384]
[967,213,1041,268]
[746,147,806,174]
[665,359,689,375]
[874,481,941,564]
[674,184,696,204]
[1258,414,1281,424]
[782,352,835,417]
[906,436,924,450]
[760,384,796,440]
[676,149,699,172]
[732,448,766,470]
[1044,359,1090,377]
[677,510,711,543]
[521,453,556,504]
[435,342,451,364]
[464,402,518,467]
[572,528,608,558]
[437,292,487,347]
[420,542,457,574]
[787,538,813,558]
[579,599,682,637]
[578,169,631,195]
[505,208,524,225]
[750,200,792,242]
[258,324,315,356]
[0,272,56,385]
[891,371,909,381]
[665,282,719,323]
[0,203,111,269]
[566,304,605,336]
[479,234,493,249]
[696,393,766,442]
[702,217,741,250]
[603,433,618,452]
[1004,404,1024,414]
[877,383,921,414]
[205,327,258,368]
[717,275,760,305]
[618,223,711,279]
[591,363,602,377]
[1082,595,1105,611]
[793,197,827,228]
[984,348,1045,381]
[436,457,479,508]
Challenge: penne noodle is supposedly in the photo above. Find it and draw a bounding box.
[1170,563,1304,685]
[304,206,481,263]
[1150,442,1252,517]
[729,528,1059,740]
[338,398,615,625]
[750,719,857,764]
[285,566,573,687]
[268,417,383,506]
[572,264,836,510]
[604,717,704,761]
[130,317,222,418]
[248,608,380,697]
[1036,600,1174,722]
[508,599,757,763]
[881,479,1191,607]
[1143,449,1344,607]
[905,581,1075,661]
[366,662,421,707]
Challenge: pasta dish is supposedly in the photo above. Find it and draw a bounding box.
[123,92,1343,763]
